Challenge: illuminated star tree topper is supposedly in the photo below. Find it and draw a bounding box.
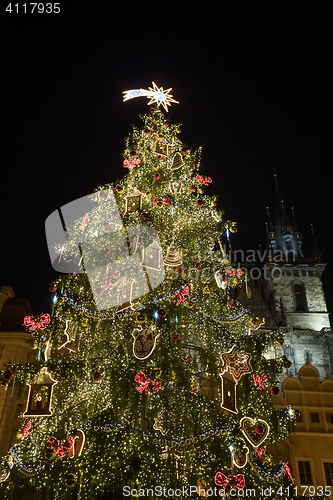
[122,82,179,111]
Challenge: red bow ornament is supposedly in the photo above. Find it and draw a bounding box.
[46,436,74,458]
[214,472,245,490]
[253,373,268,390]
[196,174,212,186]
[174,286,189,305]
[24,313,50,332]
[135,371,161,395]
[123,158,141,169]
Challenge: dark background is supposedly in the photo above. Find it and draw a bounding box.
[1,1,332,320]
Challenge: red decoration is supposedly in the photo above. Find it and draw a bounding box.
[80,213,89,226]
[196,199,203,207]
[172,333,180,341]
[190,185,196,192]
[154,173,160,180]
[194,262,200,269]
[174,286,189,305]
[255,425,265,435]
[186,354,193,363]
[214,472,245,490]
[229,300,237,309]
[24,313,50,332]
[130,151,137,157]
[111,211,119,218]
[135,371,161,396]
[283,462,293,481]
[46,436,74,459]
[255,445,266,458]
[123,241,131,250]
[104,248,111,255]
[176,266,184,274]
[22,421,31,439]
[253,373,268,390]
[92,372,103,381]
[123,158,141,168]
[196,174,212,186]
[270,386,279,395]
[141,212,149,220]
[157,308,166,318]
[156,155,162,161]
[3,370,14,381]
[49,286,57,292]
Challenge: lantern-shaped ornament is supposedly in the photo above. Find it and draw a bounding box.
[154,138,169,156]
[220,368,238,414]
[23,367,57,417]
[141,240,162,271]
[164,246,182,267]
[116,278,135,312]
[124,188,143,214]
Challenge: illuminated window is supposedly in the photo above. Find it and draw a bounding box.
[295,410,302,422]
[293,282,307,312]
[298,461,312,485]
[324,463,333,486]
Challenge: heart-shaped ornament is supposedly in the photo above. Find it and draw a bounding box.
[240,417,270,447]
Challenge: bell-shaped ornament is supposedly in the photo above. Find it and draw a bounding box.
[164,246,182,267]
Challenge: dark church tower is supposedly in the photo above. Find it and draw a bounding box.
[262,175,332,379]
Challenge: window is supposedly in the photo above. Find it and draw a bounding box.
[293,282,307,312]
[298,461,313,485]
[324,463,333,486]
[310,412,320,423]
[326,414,333,424]
[301,270,307,277]
[294,270,299,277]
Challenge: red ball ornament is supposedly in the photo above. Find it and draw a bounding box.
[164,121,170,127]
[190,185,196,192]
[130,151,137,157]
[270,386,280,396]
[123,241,131,250]
[157,308,166,318]
[112,211,119,218]
[3,370,14,381]
[186,354,193,363]
[92,372,103,381]
[181,148,187,154]
[172,333,180,342]
[255,425,265,435]
[196,199,203,207]
[194,262,200,269]
[141,212,149,221]
[154,173,160,180]
[156,156,162,161]
[95,288,104,296]
[104,248,111,255]
[103,221,110,229]
[176,266,184,274]
[229,300,237,309]
[49,286,57,293]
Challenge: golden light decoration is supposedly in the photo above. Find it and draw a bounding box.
[122,82,179,112]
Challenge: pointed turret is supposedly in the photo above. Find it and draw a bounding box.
[291,203,303,249]
[310,221,322,262]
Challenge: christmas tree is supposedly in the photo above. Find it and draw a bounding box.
[1,87,294,499]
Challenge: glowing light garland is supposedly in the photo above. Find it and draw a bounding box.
[59,290,251,324]
[82,421,235,446]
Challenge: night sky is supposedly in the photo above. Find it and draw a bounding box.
[1,2,332,320]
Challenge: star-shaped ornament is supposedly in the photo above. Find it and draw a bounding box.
[221,346,252,382]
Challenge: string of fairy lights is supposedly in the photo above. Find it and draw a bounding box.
[57,289,251,324]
